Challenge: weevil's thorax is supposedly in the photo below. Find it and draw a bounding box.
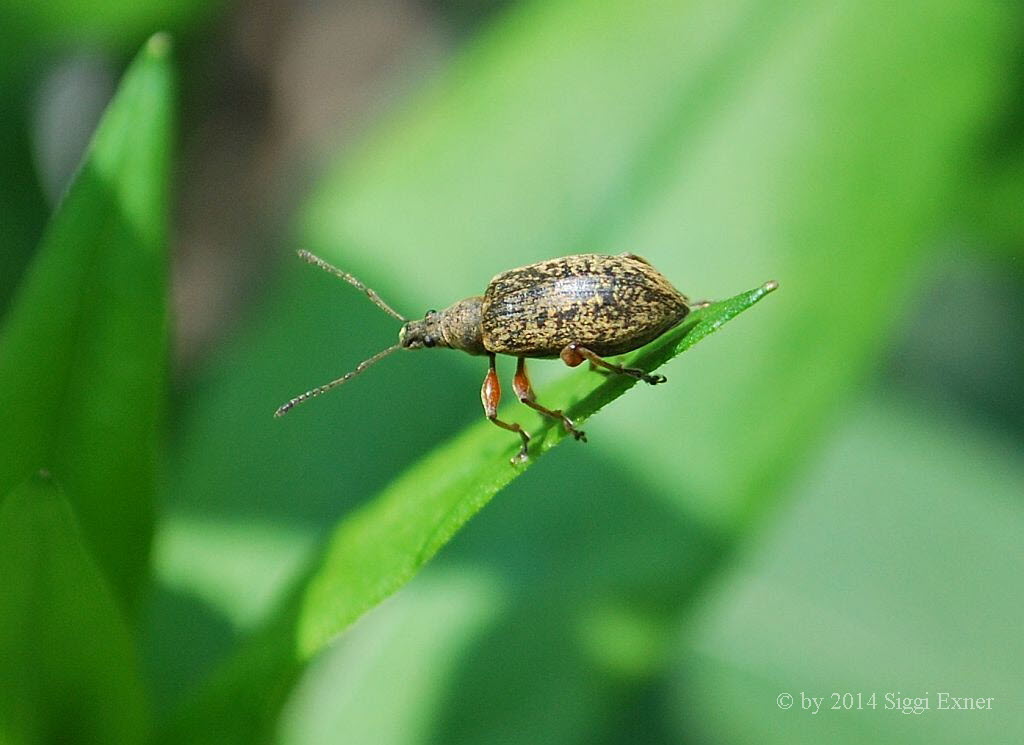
[439,296,486,355]
[398,296,486,355]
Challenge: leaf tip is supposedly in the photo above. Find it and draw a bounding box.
[762,279,780,293]
[146,32,173,59]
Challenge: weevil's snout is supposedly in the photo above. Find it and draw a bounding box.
[398,322,423,349]
[399,311,444,349]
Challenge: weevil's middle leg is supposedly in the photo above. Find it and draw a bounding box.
[560,343,667,385]
[513,358,586,442]
[482,354,531,464]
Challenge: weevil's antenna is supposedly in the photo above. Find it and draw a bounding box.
[274,343,403,417]
[297,250,408,322]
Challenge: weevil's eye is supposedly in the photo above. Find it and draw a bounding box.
[426,309,437,317]
[423,335,436,348]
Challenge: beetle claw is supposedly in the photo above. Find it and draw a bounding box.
[563,418,587,442]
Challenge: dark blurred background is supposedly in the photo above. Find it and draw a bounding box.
[1,1,1022,743]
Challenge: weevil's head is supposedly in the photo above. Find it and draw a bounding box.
[398,310,445,350]
[399,297,485,355]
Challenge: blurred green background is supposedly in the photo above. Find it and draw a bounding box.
[1,0,1022,743]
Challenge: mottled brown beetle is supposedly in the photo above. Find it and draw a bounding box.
[275,251,695,462]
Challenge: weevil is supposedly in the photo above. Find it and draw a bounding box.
[275,251,697,463]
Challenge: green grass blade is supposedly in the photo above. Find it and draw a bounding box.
[0,34,173,610]
[0,473,149,745]
[296,282,777,656]
[159,284,774,745]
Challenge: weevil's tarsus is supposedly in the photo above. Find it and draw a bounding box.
[274,343,403,417]
[561,343,667,385]
[513,358,586,442]
[481,354,530,464]
[297,250,408,322]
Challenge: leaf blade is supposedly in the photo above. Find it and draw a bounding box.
[158,283,775,745]
[0,34,174,610]
[0,473,149,745]
[296,282,777,656]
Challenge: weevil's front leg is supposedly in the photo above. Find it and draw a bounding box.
[482,354,531,464]
[512,358,586,442]
[560,343,667,385]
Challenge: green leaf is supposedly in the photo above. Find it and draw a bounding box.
[158,284,774,745]
[0,1,211,318]
[279,568,504,745]
[0,472,149,745]
[296,281,777,657]
[0,34,173,610]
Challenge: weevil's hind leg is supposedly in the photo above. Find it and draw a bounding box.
[482,354,531,464]
[560,343,667,385]
[513,358,586,442]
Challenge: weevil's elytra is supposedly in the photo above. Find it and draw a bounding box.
[276,251,692,464]
[481,254,689,358]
